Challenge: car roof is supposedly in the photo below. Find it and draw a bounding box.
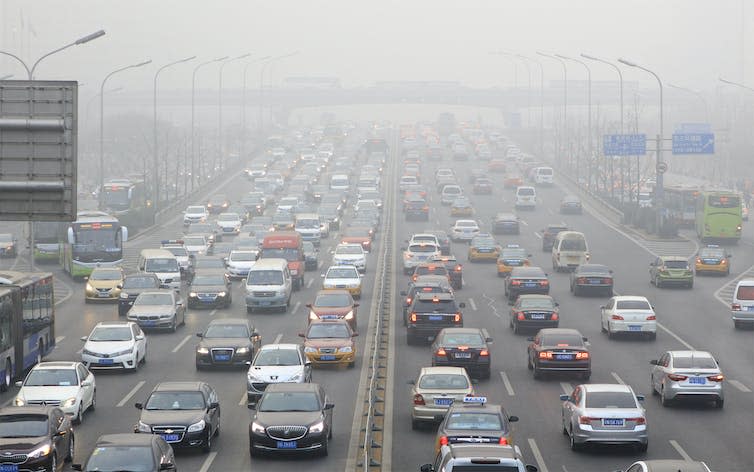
[153,381,205,392]
[517,294,554,301]
[510,267,546,276]
[668,350,713,358]
[495,213,517,219]
[35,361,78,370]
[659,256,689,261]
[95,433,163,447]
[629,460,710,472]
[420,366,468,376]
[438,327,485,336]
[265,382,320,393]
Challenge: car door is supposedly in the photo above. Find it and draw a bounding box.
[77,364,95,409]
[562,386,581,429]
[653,353,671,392]
[205,385,221,433]
[320,386,334,427]
[133,325,146,361]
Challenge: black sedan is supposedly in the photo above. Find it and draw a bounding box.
[559,195,582,214]
[196,318,261,369]
[570,264,614,296]
[492,213,520,235]
[73,433,176,472]
[505,266,550,302]
[0,406,73,472]
[249,383,334,457]
[509,294,559,334]
[187,273,232,308]
[526,328,590,380]
[431,328,492,379]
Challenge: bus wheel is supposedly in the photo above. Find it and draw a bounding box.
[1,360,10,392]
[36,341,44,365]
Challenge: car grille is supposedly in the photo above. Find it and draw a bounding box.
[152,425,186,443]
[163,278,174,284]
[0,453,28,464]
[27,400,61,406]
[319,348,336,354]
[198,293,218,300]
[211,348,234,362]
[253,291,275,297]
[96,288,111,293]
[267,425,308,441]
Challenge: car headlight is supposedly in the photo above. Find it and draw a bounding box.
[62,397,77,408]
[197,347,209,354]
[82,349,97,356]
[339,346,353,353]
[85,283,94,292]
[120,292,129,299]
[189,292,198,298]
[277,290,287,297]
[344,310,354,320]
[304,347,317,353]
[14,397,24,406]
[187,419,206,433]
[290,269,299,275]
[288,372,303,382]
[309,310,319,321]
[236,347,249,354]
[137,421,151,433]
[251,421,266,434]
[217,291,227,297]
[309,420,325,434]
[27,443,51,459]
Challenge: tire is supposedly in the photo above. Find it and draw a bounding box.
[687,281,694,289]
[573,285,580,296]
[607,323,614,339]
[656,278,663,288]
[526,355,533,370]
[1,359,10,392]
[89,390,96,411]
[170,320,177,333]
[650,377,658,396]
[406,334,415,346]
[715,398,724,409]
[66,433,74,462]
[512,321,519,335]
[600,318,607,333]
[569,428,581,451]
[533,365,543,380]
[581,371,591,381]
[202,430,212,453]
[319,439,329,457]
[660,387,672,407]
[348,360,355,369]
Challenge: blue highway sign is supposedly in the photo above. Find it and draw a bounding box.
[672,133,714,154]
[603,134,646,156]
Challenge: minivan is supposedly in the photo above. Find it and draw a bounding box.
[533,167,554,185]
[294,213,322,246]
[245,258,292,313]
[440,185,463,205]
[551,231,590,272]
[515,186,537,210]
[138,249,181,289]
[330,174,350,192]
[731,279,754,329]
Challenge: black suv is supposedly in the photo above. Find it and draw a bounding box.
[187,272,232,309]
[134,381,220,453]
[406,293,465,344]
[118,274,161,316]
[505,267,550,303]
[540,223,568,251]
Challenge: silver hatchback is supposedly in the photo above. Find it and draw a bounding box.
[649,350,724,408]
[560,383,647,451]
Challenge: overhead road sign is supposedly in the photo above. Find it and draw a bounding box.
[672,133,714,154]
[0,80,78,221]
[603,134,646,156]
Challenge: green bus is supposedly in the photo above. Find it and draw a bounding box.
[99,179,155,236]
[695,190,743,244]
[60,211,128,279]
[32,222,67,263]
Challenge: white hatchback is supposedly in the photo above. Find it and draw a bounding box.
[81,321,146,371]
[183,205,208,226]
[450,219,481,242]
[600,296,657,340]
[15,361,96,424]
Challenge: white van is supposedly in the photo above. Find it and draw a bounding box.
[731,279,754,328]
[244,258,292,313]
[294,213,322,246]
[534,167,554,185]
[330,174,350,192]
[515,186,537,210]
[138,248,181,289]
[357,176,379,193]
[551,231,590,272]
[440,184,463,205]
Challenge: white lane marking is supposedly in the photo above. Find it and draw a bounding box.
[468,298,477,311]
[656,322,695,350]
[534,232,542,239]
[611,372,626,385]
[198,451,217,472]
[273,333,283,344]
[55,336,65,344]
[729,379,752,393]
[527,438,549,472]
[519,219,528,226]
[209,309,218,317]
[714,261,754,308]
[293,301,301,314]
[172,335,192,353]
[499,371,515,396]
[116,380,145,407]
[306,278,314,288]
[238,390,248,406]
[560,382,572,395]
[669,439,694,461]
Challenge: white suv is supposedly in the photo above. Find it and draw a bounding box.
[183,205,208,226]
[402,242,441,274]
[600,296,657,340]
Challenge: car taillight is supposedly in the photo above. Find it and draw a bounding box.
[413,394,425,405]
[646,315,656,320]
[410,313,417,322]
[423,206,429,211]
[516,312,525,320]
[551,313,559,320]
[602,278,612,284]
[732,303,741,311]
[578,416,594,425]
[498,437,508,445]
[480,349,489,357]
[436,348,447,357]
[628,417,646,425]
[454,313,462,323]
[406,297,412,305]
[412,275,418,282]
[575,352,589,359]
[454,265,462,272]
[611,314,624,320]
[578,277,587,284]
[539,280,549,286]
[511,280,521,286]
[668,374,688,381]
[439,435,448,446]
[538,351,553,359]
[707,374,724,382]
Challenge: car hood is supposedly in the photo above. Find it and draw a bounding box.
[18,385,80,401]
[84,340,134,354]
[200,338,251,350]
[140,409,205,426]
[88,280,121,289]
[228,260,256,268]
[255,410,322,426]
[0,436,48,451]
[304,338,354,349]
[190,284,227,293]
[248,365,304,382]
[128,305,175,316]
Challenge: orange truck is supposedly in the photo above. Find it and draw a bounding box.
[260,232,305,290]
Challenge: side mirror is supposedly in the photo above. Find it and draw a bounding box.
[209,402,220,409]
[649,359,659,365]
[134,402,143,410]
[636,394,645,402]
[80,336,87,342]
[196,333,203,338]
[649,262,655,266]
[135,335,145,341]
[353,303,360,308]
[559,394,569,401]
[407,380,415,385]
[599,305,606,310]
[352,332,359,337]
[81,380,93,387]
[526,337,535,342]
[582,336,588,342]
[14,381,22,387]
[420,465,435,472]
[83,277,89,281]
[459,302,466,308]
[116,284,123,289]
[485,337,493,343]
[305,360,312,367]
[508,415,519,422]
[305,303,312,308]
[554,302,560,307]
[320,273,326,278]
[324,402,335,410]
[400,247,407,251]
[298,333,305,338]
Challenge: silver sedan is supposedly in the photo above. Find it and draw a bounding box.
[649,350,724,408]
[560,383,647,451]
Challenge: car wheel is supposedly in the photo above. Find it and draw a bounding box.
[406,334,415,345]
[581,371,591,381]
[650,376,658,396]
[90,390,96,411]
[607,322,614,339]
[660,387,672,407]
[687,281,694,289]
[1,359,10,392]
[656,278,663,288]
[320,438,329,457]
[600,317,607,333]
[170,320,177,333]
[526,354,533,370]
[202,430,212,453]
[533,365,542,380]
[512,321,519,335]
[348,360,355,369]
[715,398,724,409]
[328,426,333,440]
[569,427,581,451]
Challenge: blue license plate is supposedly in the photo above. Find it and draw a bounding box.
[98,292,111,297]
[214,355,231,361]
[161,434,180,442]
[602,418,624,427]
[478,248,491,253]
[747,306,754,312]
[321,315,338,320]
[628,325,641,331]
[260,301,271,306]
[589,279,601,285]
[434,398,453,406]
[428,315,444,321]
[99,358,114,364]
[142,320,156,326]
[0,465,19,472]
[555,354,574,360]
[277,441,297,449]
[529,313,546,319]
[689,377,706,385]
[320,355,336,361]
[523,283,536,288]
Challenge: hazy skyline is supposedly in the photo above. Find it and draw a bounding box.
[0,0,750,93]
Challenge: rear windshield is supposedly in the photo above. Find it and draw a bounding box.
[663,260,688,269]
[123,276,159,289]
[541,334,584,347]
[410,244,437,253]
[616,300,651,310]
[736,285,754,300]
[673,356,718,369]
[517,187,535,196]
[414,299,458,312]
[560,238,586,251]
[446,412,503,430]
[585,391,637,409]
[418,374,469,389]
[145,258,178,273]
[538,168,553,175]
[438,332,485,347]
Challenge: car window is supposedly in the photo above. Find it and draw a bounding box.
[205,324,249,338]
[672,355,718,369]
[440,332,485,347]
[418,374,469,389]
[314,293,352,307]
[0,414,49,437]
[541,334,583,347]
[615,300,651,310]
[135,293,173,305]
[663,260,688,269]
[560,239,586,251]
[585,391,637,408]
[77,365,89,381]
[735,285,754,300]
[327,268,359,278]
[518,298,554,310]
[414,299,458,312]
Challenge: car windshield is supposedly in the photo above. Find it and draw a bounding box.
[84,446,155,471]
[585,391,637,409]
[336,246,362,255]
[446,412,502,430]
[418,374,469,389]
[663,260,688,269]
[192,275,226,286]
[409,244,437,253]
[164,247,188,257]
[456,221,476,228]
[673,356,718,369]
[187,206,205,214]
[89,326,132,342]
[439,332,485,347]
[314,293,352,307]
[501,249,527,259]
[327,268,358,279]
[134,293,173,306]
[616,300,651,310]
[90,269,121,281]
[254,349,300,366]
[307,323,351,339]
[518,187,535,196]
[0,414,48,437]
[258,392,320,412]
[541,334,584,347]
[296,219,319,229]
[145,259,178,272]
[560,239,586,251]
[205,324,249,338]
[145,391,205,410]
[519,298,555,310]
[248,270,283,285]
[260,248,300,261]
[123,276,158,289]
[231,252,256,262]
[25,368,77,387]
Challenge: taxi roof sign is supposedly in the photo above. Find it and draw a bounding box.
[505,243,521,248]
[463,395,487,404]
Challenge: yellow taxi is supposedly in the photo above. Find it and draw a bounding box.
[496,244,531,277]
[468,234,501,262]
[84,266,125,302]
[694,244,731,276]
[300,319,357,368]
[450,197,475,217]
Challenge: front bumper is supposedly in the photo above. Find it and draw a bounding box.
[305,350,355,366]
[188,293,230,308]
[245,294,288,309]
[85,288,121,301]
[83,352,137,370]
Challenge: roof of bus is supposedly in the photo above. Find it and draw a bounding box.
[0,270,54,287]
[74,211,119,224]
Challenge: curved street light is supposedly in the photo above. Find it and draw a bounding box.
[218,53,251,174]
[537,51,569,168]
[191,56,228,190]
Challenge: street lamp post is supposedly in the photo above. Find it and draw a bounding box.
[191,57,228,191]
[582,54,624,203]
[241,55,271,160]
[218,53,251,176]
[259,52,299,133]
[619,58,665,234]
[153,56,195,211]
[517,55,544,157]
[557,54,592,191]
[99,60,151,202]
[537,52,568,169]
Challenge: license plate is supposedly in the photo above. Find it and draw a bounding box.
[99,358,114,364]
[161,434,180,442]
[142,320,156,326]
[478,248,491,253]
[530,313,546,319]
[260,301,271,306]
[589,279,601,285]
[435,398,453,406]
[98,292,111,297]
[277,441,297,449]
[628,325,641,331]
[555,354,574,360]
[747,306,754,312]
[689,377,706,385]
[428,315,444,321]
[320,355,336,361]
[321,315,338,320]
[523,283,536,288]
[0,465,19,472]
[214,354,231,361]
[454,352,472,359]
[602,418,624,427]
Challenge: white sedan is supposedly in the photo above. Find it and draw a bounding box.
[600,295,657,340]
[81,321,147,371]
[322,265,363,299]
[450,219,481,242]
[332,243,367,272]
[226,249,259,278]
[15,361,96,424]
[216,212,242,235]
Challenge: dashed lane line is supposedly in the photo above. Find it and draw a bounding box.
[116,380,145,407]
[55,336,65,344]
[657,322,695,350]
[527,438,549,472]
[306,278,314,288]
[611,372,626,385]
[209,309,218,317]
[534,232,542,239]
[728,379,752,393]
[468,298,477,311]
[669,439,694,461]
[293,301,301,314]
[172,335,192,353]
[198,451,217,472]
[238,390,248,406]
[499,371,515,396]
[273,333,283,344]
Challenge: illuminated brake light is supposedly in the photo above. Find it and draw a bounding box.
[732,303,741,311]
[436,348,447,357]
[551,313,559,320]
[413,394,425,405]
[578,277,587,284]
[646,315,656,320]
[439,435,448,446]
[455,265,462,272]
[453,313,462,323]
[696,257,702,264]
[410,313,417,323]
[611,314,624,320]
[628,417,646,425]
[498,437,508,445]
[707,374,724,382]
[575,352,589,359]
[480,349,489,357]
[578,416,594,425]
[538,351,553,359]
[516,312,524,320]
[668,374,688,381]
[539,280,549,286]
[511,280,521,286]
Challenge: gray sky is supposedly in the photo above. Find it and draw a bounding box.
[1,0,750,91]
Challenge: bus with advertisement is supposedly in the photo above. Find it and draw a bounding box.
[695,190,743,244]
[664,185,701,228]
[32,221,68,263]
[0,271,56,391]
[60,211,129,279]
[99,178,155,235]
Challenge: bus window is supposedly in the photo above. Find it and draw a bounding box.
[708,195,740,208]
